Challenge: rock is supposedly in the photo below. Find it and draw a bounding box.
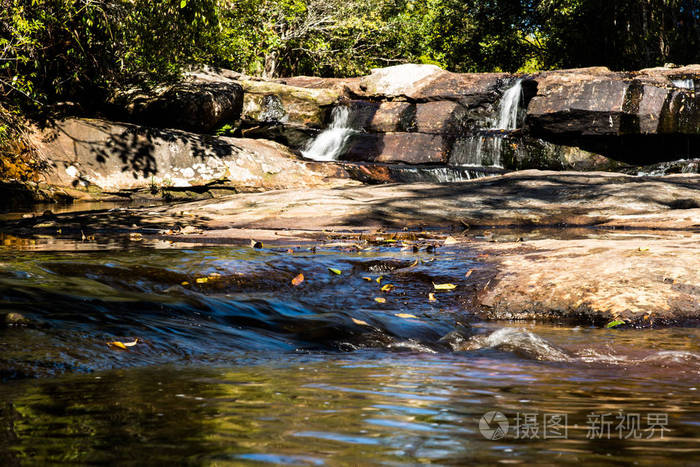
[64,170,698,232]
[478,236,700,326]
[3,312,30,327]
[239,79,339,128]
[120,71,244,132]
[344,133,451,164]
[29,118,353,194]
[524,66,700,163]
[622,158,700,176]
[359,64,507,105]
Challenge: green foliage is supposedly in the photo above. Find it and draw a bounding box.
[0,0,697,113]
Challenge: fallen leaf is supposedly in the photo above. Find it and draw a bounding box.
[292,273,304,286]
[196,277,208,284]
[352,318,370,326]
[181,281,189,286]
[606,319,625,328]
[376,276,383,284]
[362,276,372,281]
[433,283,457,290]
[465,269,473,279]
[374,297,386,303]
[380,284,394,292]
[328,267,342,275]
[250,239,263,249]
[638,247,649,252]
[444,236,458,245]
[428,292,437,301]
[107,339,138,350]
[395,313,418,319]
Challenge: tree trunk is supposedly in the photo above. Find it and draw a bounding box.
[263,51,278,78]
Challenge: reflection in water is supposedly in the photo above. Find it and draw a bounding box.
[0,242,698,463]
[0,346,698,465]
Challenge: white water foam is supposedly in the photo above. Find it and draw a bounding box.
[459,79,523,168]
[464,328,571,362]
[301,106,358,161]
[672,78,695,90]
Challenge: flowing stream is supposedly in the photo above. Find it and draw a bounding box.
[0,227,698,464]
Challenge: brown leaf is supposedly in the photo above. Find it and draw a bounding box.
[292,273,304,286]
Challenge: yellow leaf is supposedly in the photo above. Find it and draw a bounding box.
[328,267,342,275]
[638,247,649,252]
[428,292,437,301]
[362,276,372,281]
[292,273,304,286]
[380,284,394,292]
[433,283,457,290]
[395,313,418,319]
[352,318,369,326]
[196,277,208,284]
[374,297,386,303]
[107,339,138,349]
[376,276,383,284]
[181,281,189,286]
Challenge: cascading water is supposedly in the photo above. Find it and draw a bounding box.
[497,79,523,130]
[672,78,695,90]
[450,79,523,168]
[301,106,358,161]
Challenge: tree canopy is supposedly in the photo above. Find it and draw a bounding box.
[0,0,698,110]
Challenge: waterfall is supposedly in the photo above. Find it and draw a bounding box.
[497,79,523,130]
[672,79,695,90]
[460,79,523,168]
[302,106,358,161]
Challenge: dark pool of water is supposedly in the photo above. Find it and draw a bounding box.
[0,239,698,464]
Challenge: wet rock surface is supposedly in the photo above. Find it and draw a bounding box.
[3,171,698,326]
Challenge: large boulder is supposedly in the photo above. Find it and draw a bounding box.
[119,70,244,133]
[525,66,700,137]
[239,79,339,128]
[29,118,351,193]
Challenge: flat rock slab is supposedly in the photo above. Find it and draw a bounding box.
[107,170,698,231]
[477,235,700,326]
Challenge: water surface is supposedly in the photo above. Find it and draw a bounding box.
[0,236,698,464]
